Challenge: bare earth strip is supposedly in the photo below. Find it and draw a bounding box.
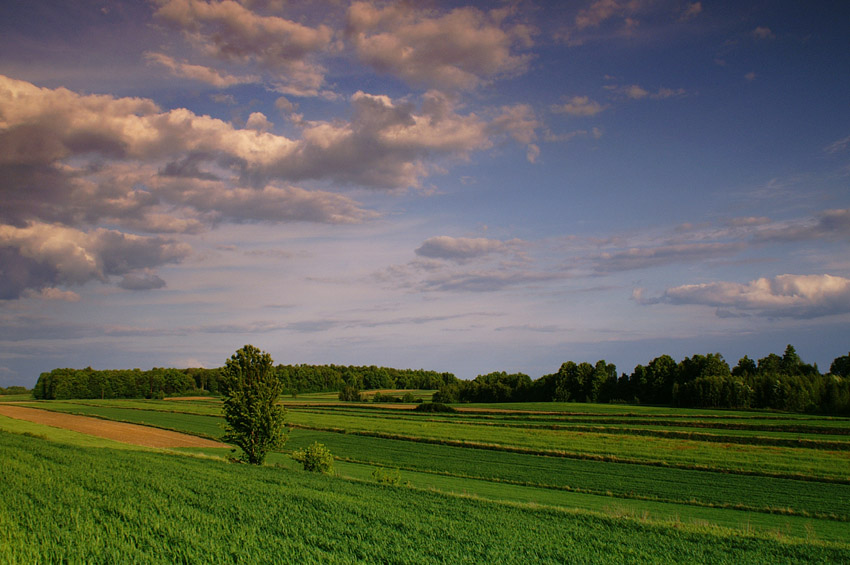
[0,404,228,449]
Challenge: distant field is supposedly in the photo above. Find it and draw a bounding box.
[3,394,849,560]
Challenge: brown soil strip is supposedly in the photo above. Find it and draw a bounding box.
[0,404,228,449]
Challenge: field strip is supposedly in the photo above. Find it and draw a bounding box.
[0,404,228,449]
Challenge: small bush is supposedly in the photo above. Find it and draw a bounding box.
[415,402,456,413]
[401,392,416,403]
[292,442,334,474]
[371,467,402,486]
[338,385,362,402]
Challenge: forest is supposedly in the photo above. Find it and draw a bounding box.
[31,346,850,414]
[434,345,850,414]
[31,364,454,401]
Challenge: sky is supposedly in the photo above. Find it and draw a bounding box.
[1,0,849,387]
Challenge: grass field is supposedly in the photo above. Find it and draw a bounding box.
[3,393,849,562]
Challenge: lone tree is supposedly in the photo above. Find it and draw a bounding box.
[221,345,286,464]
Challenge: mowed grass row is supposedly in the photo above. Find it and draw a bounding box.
[280,409,850,480]
[16,401,850,522]
[20,400,850,479]
[32,401,850,481]
[284,429,850,521]
[291,403,850,432]
[2,430,848,564]
[286,406,850,446]
[331,460,850,544]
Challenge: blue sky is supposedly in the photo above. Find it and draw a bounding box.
[1,0,849,386]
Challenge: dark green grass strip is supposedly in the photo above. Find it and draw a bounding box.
[2,431,848,564]
[22,402,850,485]
[283,429,850,521]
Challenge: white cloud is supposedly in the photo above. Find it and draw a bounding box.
[0,222,190,299]
[152,0,333,96]
[626,84,649,99]
[144,52,259,87]
[752,26,774,40]
[655,274,850,319]
[245,111,273,132]
[594,242,745,272]
[619,84,686,100]
[551,96,608,117]
[752,209,850,243]
[825,135,850,154]
[118,271,167,291]
[22,288,82,302]
[346,1,534,90]
[680,2,702,21]
[415,236,519,262]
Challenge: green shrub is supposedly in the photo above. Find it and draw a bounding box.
[371,467,402,486]
[338,385,362,402]
[415,402,457,413]
[292,442,334,474]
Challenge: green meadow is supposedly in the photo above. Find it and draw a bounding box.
[3,394,849,562]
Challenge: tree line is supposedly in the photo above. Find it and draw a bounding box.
[32,364,455,400]
[29,345,850,414]
[432,346,850,414]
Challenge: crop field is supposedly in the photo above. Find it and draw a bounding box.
[2,394,849,562]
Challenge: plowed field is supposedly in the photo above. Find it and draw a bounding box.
[0,404,227,448]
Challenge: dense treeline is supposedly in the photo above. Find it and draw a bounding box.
[33,367,220,400]
[32,364,455,400]
[0,386,30,395]
[275,365,456,394]
[433,346,850,414]
[30,346,850,414]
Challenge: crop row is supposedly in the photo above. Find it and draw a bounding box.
[284,429,850,520]
[24,401,850,481]
[281,410,850,480]
[2,430,848,563]
[11,401,848,521]
[286,407,850,446]
[288,404,850,434]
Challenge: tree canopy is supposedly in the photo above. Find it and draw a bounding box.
[221,345,287,465]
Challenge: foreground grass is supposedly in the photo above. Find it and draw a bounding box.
[2,430,848,564]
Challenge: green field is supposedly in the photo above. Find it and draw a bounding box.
[3,394,849,562]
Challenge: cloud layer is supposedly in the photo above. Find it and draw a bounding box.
[346,2,534,90]
[657,274,850,319]
[0,73,539,299]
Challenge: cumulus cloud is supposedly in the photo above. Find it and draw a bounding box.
[680,2,702,21]
[145,52,259,87]
[118,272,167,291]
[157,180,379,224]
[551,96,608,117]
[415,236,521,262]
[259,90,537,189]
[0,74,540,299]
[562,0,703,45]
[752,26,774,40]
[152,0,334,96]
[616,84,685,100]
[346,1,534,90]
[653,274,850,319]
[0,223,190,300]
